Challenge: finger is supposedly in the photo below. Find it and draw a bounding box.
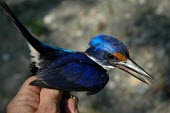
[17,76,41,105]
[37,88,63,113]
[66,98,79,113]
[8,76,41,110]
[39,88,63,104]
[18,76,41,95]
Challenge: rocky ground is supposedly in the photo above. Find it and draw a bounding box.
[0,0,170,113]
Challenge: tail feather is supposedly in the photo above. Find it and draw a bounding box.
[0,2,51,54]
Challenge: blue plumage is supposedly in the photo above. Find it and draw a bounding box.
[1,2,155,96]
[37,52,108,95]
[89,34,128,54]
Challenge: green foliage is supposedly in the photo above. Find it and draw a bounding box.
[24,18,47,36]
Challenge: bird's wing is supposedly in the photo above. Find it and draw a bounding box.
[28,43,74,72]
[30,60,109,95]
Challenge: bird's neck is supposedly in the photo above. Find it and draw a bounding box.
[84,51,110,71]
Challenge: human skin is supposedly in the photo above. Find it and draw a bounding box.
[7,76,79,113]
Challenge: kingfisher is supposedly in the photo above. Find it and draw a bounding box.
[0,2,155,96]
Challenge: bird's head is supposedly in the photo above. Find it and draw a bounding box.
[85,34,155,85]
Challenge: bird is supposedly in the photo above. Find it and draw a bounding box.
[0,2,155,96]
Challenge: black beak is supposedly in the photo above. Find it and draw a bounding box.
[114,58,155,85]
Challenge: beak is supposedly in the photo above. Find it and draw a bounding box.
[114,58,155,85]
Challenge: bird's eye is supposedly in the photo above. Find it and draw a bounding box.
[106,54,117,60]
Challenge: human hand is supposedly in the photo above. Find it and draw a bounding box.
[7,76,79,113]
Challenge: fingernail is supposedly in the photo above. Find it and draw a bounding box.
[71,96,79,104]
[66,98,78,113]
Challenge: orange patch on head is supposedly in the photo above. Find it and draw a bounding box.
[113,52,127,61]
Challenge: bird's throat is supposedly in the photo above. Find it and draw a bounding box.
[85,54,111,71]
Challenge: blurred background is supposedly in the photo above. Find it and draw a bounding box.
[0,0,170,113]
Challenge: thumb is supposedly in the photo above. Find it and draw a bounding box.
[37,88,63,113]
